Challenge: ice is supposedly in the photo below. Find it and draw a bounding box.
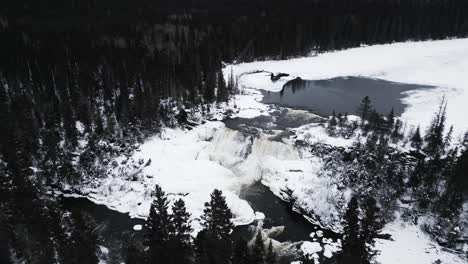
[229,38,468,136]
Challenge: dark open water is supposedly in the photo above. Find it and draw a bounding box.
[261,76,434,116]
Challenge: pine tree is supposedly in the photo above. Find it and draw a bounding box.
[390,119,402,143]
[169,198,193,264]
[411,126,423,150]
[216,70,228,103]
[194,230,210,264]
[453,149,468,194]
[386,108,395,130]
[265,240,276,264]
[232,238,251,264]
[424,99,447,157]
[199,189,234,264]
[327,110,338,136]
[444,125,454,148]
[201,189,234,240]
[124,242,145,264]
[360,196,383,263]
[251,231,265,264]
[145,185,172,264]
[67,210,99,264]
[340,196,361,264]
[358,96,372,127]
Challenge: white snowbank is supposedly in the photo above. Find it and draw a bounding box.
[376,217,467,264]
[80,120,329,234]
[229,38,468,136]
[81,122,257,233]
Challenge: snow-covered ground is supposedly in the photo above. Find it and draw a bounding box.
[75,38,468,263]
[227,38,468,137]
[376,216,467,264]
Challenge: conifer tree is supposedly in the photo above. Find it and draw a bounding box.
[266,240,276,264]
[170,198,193,264]
[216,70,228,103]
[67,210,99,264]
[340,196,361,264]
[360,196,383,263]
[327,110,338,136]
[199,189,234,264]
[358,96,372,127]
[194,230,210,264]
[124,242,145,264]
[444,125,454,148]
[252,231,265,264]
[424,99,447,157]
[201,189,234,240]
[145,185,172,264]
[232,238,251,264]
[386,108,395,130]
[391,119,403,143]
[411,126,423,150]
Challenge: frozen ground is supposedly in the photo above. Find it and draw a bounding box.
[227,38,468,137]
[376,216,467,264]
[74,38,468,263]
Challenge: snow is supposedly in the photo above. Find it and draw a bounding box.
[315,230,323,238]
[323,243,340,259]
[376,217,467,264]
[98,246,109,255]
[301,241,322,255]
[79,121,256,233]
[229,38,468,136]
[232,88,271,118]
[75,38,468,263]
[255,212,266,220]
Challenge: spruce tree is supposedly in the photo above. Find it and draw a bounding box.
[201,189,234,240]
[391,119,402,143]
[194,230,210,264]
[216,70,228,103]
[170,198,193,264]
[327,110,338,136]
[124,242,145,264]
[266,240,276,264]
[444,125,454,148]
[67,210,99,264]
[424,99,447,157]
[145,185,172,264]
[358,96,372,127]
[411,126,423,150]
[232,238,251,264]
[251,231,265,264]
[199,189,234,264]
[340,196,361,264]
[386,108,395,130]
[360,196,383,263]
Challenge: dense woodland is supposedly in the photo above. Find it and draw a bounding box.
[1,0,468,263]
[324,97,468,263]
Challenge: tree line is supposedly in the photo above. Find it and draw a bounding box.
[125,186,278,264]
[325,95,468,251]
[1,0,468,263]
